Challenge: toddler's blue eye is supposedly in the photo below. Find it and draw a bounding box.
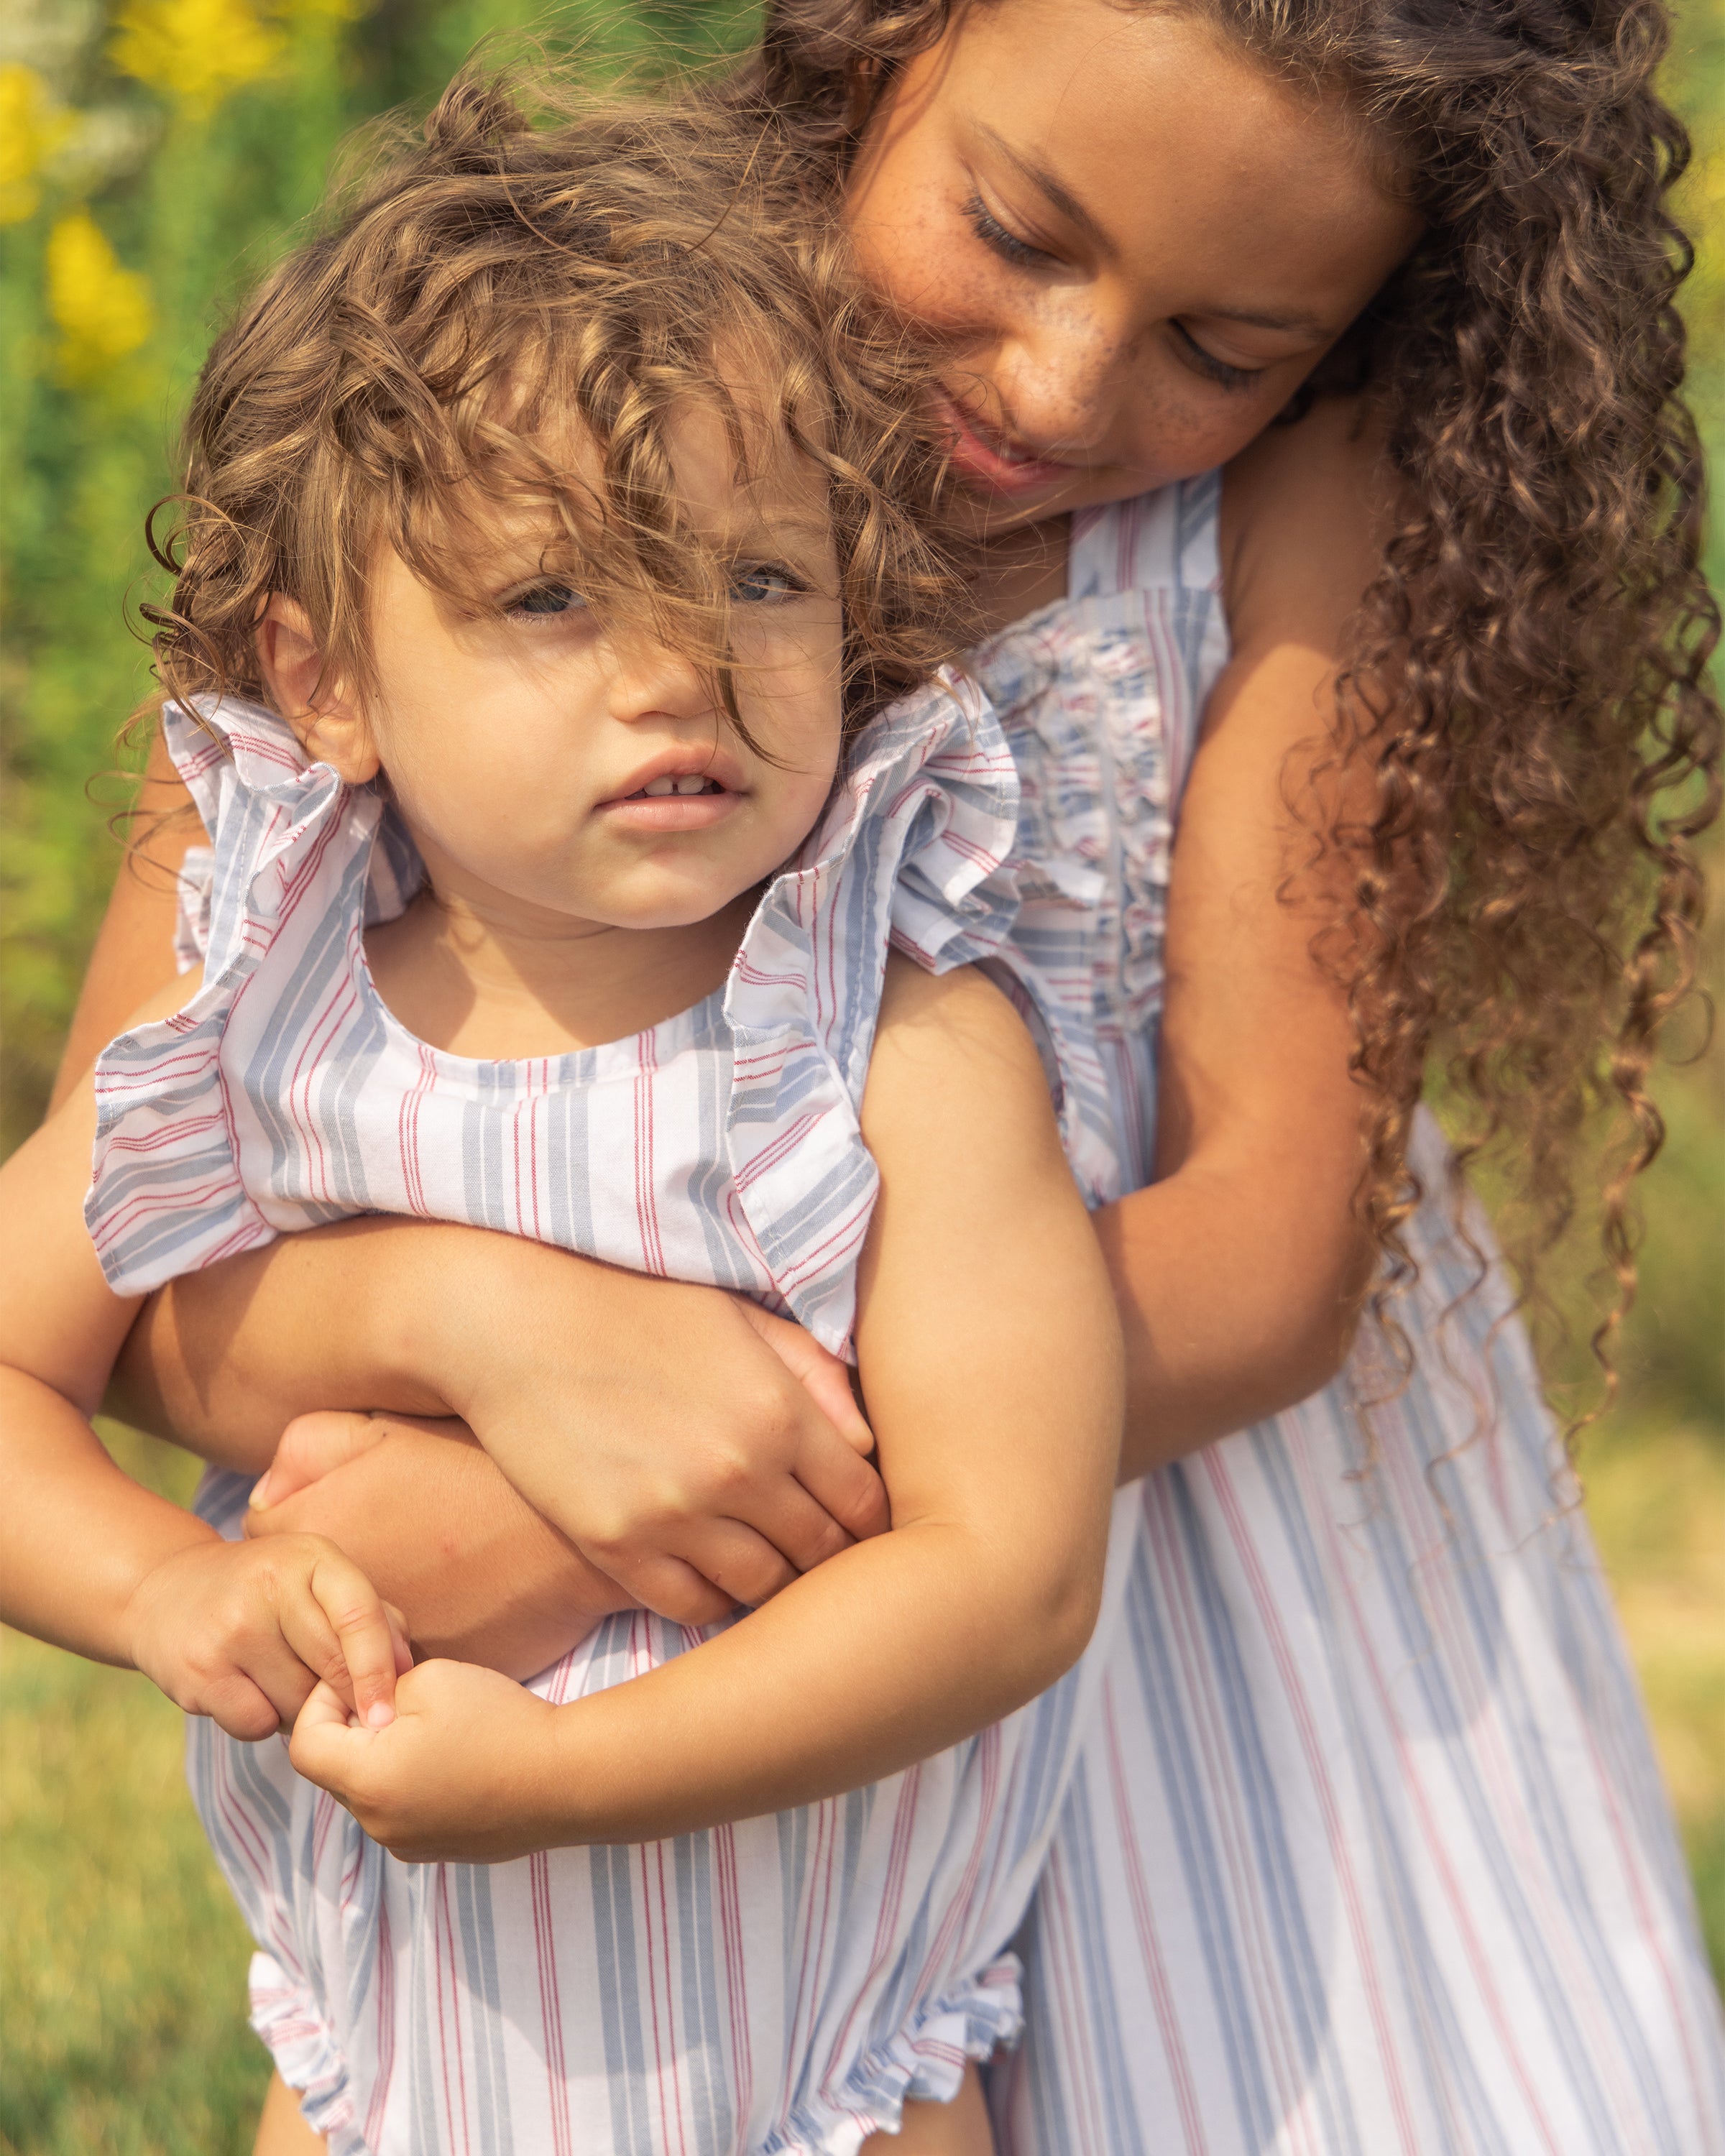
[509,582,582,618]
[732,565,801,604]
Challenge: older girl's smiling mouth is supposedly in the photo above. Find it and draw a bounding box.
[934,389,1077,497]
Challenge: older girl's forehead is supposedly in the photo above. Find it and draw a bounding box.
[862,0,1414,318]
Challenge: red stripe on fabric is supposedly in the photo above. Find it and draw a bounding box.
[365,1892,397,2149]
[286,968,360,1204]
[1203,1447,1421,2156]
[819,1772,925,2111]
[638,1841,678,2156]
[731,1110,824,1192]
[398,1044,436,1216]
[914,1731,1001,2004]
[101,1110,230,1153]
[95,1047,216,1090]
[92,1172,262,1250]
[433,1867,473,2155]
[1036,1845,1112,2156]
[1143,1478,1318,2153]
[633,1032,666,1277]
[527,1067,544,1243]
[1295,1413,1570,2156]
[714,1823,755,2133]
[529,1849,575,2156]
[770,1196,873,1292]
[1102,1678,1212,2156]
[656,1841,692,2156]
[781,1798,837,2110]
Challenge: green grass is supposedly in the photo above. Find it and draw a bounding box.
[0,1435,264,2156]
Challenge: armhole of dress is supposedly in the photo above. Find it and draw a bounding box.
[1169,471,1228,802]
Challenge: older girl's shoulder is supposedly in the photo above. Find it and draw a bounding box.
[1218,391,1395,658]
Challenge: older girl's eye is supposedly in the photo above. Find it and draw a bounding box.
[962,193,1054,272]
[1171,325,1266,394]
[731,564,804,604]
[506,581,584,619]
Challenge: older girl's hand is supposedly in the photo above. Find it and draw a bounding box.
[290,1662,564,1863]
[123,1222,889,1627]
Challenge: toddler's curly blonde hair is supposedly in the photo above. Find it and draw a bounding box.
[144,67,973,748]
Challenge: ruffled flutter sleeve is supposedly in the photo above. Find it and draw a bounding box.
[723,672,1118,1358]
[83,699,375,1296]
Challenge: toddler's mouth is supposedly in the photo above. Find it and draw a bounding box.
[627,775,727,799]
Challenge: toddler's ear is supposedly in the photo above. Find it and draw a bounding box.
[256,595,380,783]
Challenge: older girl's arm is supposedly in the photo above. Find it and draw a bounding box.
[1100,397,1387,1476]
[50,725,198,1110]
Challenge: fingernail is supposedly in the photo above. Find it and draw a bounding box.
[366,1701,395,1728]
[249,1475,272,1510]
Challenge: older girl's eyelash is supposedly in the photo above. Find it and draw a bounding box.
[1172,325,1264,394]
[962,193,1051,271]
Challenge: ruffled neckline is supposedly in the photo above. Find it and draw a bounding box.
[168,679,1015,1089]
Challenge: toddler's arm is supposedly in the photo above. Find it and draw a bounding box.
[0,1016,408,1738]
[61,740,889,1631]
[290,958,1124,1860]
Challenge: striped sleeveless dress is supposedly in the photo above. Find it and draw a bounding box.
[981,481,1725,2156]
[86,672,1140,2156]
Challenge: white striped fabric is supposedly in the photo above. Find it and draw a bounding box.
[89,474,1725,2155]
[976,479,1725,2156]
[87,670,1144,2156]
[88,670,1108,1345]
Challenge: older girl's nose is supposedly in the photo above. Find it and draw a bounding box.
[986,303,1133,458]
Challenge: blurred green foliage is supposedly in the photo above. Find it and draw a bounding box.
[0,0,1720,2148]
[0,0,762,1163]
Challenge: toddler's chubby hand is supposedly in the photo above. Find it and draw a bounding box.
[123,1534,412,1741]
[290,1660,561,1863]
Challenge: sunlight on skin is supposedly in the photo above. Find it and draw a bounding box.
[257,399,847,1061]
[845,0,1420,612]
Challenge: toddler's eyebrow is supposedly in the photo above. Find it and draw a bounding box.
[722,511,832,554]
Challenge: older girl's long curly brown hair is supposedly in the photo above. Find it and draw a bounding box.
[717,0,1722,1404]
[143,73,975,763]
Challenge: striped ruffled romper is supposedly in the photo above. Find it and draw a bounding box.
[975,482,1725,2156]
[86,673,1138,2156]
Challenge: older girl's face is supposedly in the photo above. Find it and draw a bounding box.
[845,0,1421,528]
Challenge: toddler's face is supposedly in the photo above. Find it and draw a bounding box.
[326,402,845,936]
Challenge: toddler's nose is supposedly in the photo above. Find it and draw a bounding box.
[604,634,712,727]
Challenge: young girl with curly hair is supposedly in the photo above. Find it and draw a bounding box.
[3,86,1138,2156]
[47,1,1725,2152]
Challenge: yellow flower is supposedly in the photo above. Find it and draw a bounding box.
[110,0,285,121]
[47,211,155,385]
[0,65,73,226]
